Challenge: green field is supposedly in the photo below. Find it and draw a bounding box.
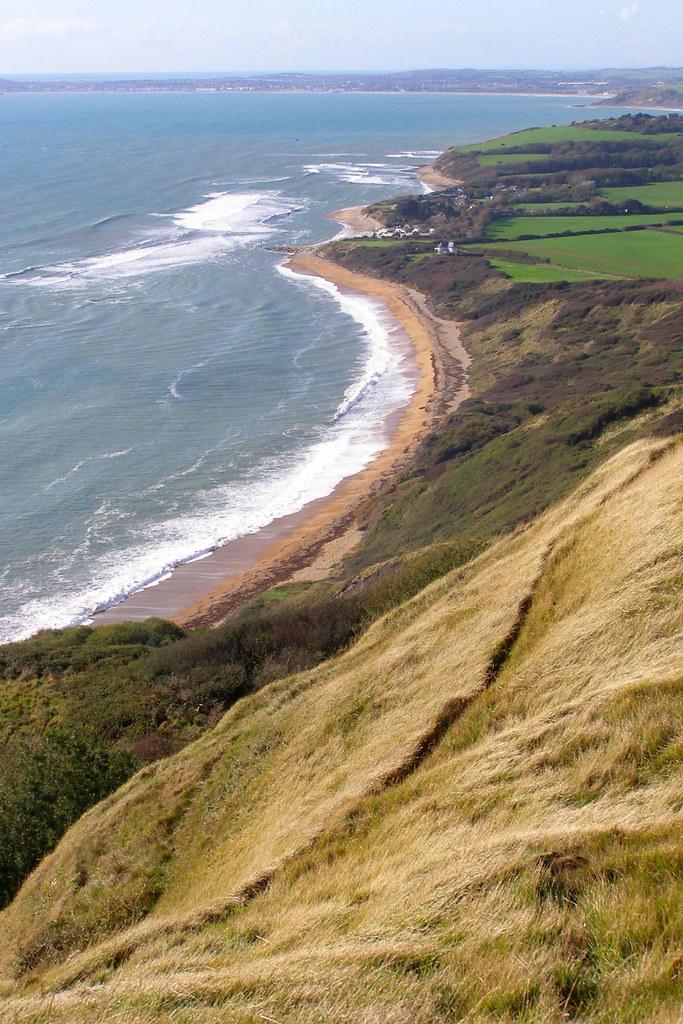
[486,213,681,240]
[510,200,583,210]
[600,179,683,208]
[464,123,672,152]
[487,258,610,283]
[477,152,549,166]
[477,228,683,278]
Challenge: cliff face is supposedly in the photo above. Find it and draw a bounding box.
[2,436,682,1023]
[602,88,683,110]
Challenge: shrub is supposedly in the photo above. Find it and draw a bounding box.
[0,729,136,908]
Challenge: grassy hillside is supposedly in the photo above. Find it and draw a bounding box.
[463,124,666,150]
[2,112,683,1022]
[1,437,682,1022]
[318,241,682,565]
[0,542,483,911]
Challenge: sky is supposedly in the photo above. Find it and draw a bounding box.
[0,0,681,75]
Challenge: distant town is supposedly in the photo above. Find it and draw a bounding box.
[2,67,683,108]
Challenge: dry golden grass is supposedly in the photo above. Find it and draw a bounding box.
[1,437,682,1023]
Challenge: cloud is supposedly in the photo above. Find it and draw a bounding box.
[0,19,102,42]
[618,2,639,20]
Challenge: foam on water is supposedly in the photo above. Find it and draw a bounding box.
[44,449,133,491]
[278,264,398,421]
[303,161,419,188]
[386,150,443,159]
[8,191,302,288]
[172,191,298,233]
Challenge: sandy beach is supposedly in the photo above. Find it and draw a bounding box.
[418,164,460,190]
[97,227,469,631]
[330,205,384,235]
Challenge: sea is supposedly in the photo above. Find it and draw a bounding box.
[0,91,633,642]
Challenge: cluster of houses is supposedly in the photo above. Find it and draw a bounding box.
[373,224,436,240]
[365,223,461,256]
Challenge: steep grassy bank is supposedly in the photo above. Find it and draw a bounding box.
[0,541,479,909]
[1,437,682,1022]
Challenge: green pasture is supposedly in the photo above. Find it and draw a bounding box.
[485,213,681,240]
[464,123,673,152]
[510,200,583,210]
[599,179,683,208]
[477,152,549,166]
[476,228,683,278]
[487,258,611,283]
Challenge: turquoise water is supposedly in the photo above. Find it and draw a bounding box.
[0,92,631,641]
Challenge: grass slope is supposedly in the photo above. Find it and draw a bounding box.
[0,438,682,1022]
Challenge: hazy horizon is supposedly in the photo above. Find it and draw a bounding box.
[3,64,683,80]
[0,0,681,76]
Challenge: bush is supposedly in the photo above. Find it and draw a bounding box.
[0,729,136,907]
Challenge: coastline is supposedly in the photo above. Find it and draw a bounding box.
[418,165,460,190]
[96,236,468,630]
[330,205,384,235]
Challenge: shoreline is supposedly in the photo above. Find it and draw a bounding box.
[418,165,461,190]
[96,239,468,630]
[330,205,384,235]
[2,87,616,99]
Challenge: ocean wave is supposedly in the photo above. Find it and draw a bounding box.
[0,265,414,643]
[0,438,368,640]
[277,263,398,422]
[1,265,42,280]
[303,161,419,188]
[89,213,134,230]
[44,448,133,491]
[8,191,304,289]
[172,190,299,234]
[0,404,408,642]
[386,150,442,159]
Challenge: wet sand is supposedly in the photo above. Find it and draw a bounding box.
[97,241,469,631]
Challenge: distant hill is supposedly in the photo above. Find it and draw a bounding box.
[1,67,683,102]
[600,85,683,109]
